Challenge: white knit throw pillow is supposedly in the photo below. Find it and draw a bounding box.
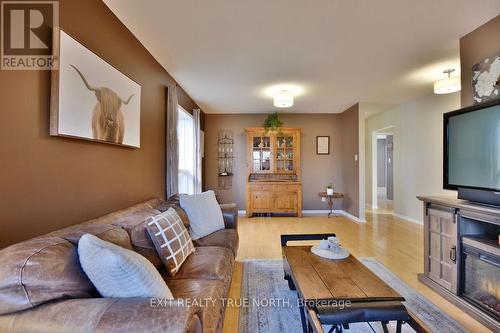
[78,233,173,299]
[179,190,225,240]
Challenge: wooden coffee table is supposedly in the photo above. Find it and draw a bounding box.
[281,234,428,333]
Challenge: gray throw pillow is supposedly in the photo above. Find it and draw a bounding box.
[78,233,173,299]
[179,190,225,240]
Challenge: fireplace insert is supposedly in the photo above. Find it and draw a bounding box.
[461,242,500,320]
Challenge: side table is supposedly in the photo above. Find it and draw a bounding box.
[318,192,344,218]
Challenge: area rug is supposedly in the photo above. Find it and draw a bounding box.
[238,259,467,333]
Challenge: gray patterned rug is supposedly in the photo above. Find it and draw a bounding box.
[238,259,467,333]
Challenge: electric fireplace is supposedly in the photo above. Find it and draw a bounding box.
[461,241,500,321]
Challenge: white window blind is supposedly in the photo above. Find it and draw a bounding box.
[177,106,195,194]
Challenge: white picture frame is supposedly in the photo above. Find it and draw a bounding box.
[50,28,141,148]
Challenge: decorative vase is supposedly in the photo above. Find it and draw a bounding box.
[326,188,334,196]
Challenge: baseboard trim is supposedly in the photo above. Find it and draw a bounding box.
[302,210,366,224]
[301,210,339,215]
[393,213,422,225]
[240,207,418,225]
[240,209,341,216]
[239,209,366,224]
[341,211,367,223]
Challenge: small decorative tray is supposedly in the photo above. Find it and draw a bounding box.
[311,245,350,260]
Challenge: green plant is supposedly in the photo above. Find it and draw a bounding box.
[326,183,334,189]
[263,112,283,134]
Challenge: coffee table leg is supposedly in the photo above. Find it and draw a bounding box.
[287,278,296,291]
[299,305,309,333]
[381,321,389,333]
[396,321,402,333]
[284,273,296,291]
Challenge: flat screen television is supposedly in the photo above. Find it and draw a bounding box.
[444,99,500,200]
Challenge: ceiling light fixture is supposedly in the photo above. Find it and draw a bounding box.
[273,90,294,108]
[434,69,461,94]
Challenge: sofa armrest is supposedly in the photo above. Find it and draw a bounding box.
[220,203,238,230]
[0,298,202,333]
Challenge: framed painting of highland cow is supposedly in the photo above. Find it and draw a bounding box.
[50,28,141,148]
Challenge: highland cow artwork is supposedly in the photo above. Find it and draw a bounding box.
[50,29,141,148]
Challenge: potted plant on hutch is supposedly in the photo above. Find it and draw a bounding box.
[326,183,335,196]
[263,112,283,134]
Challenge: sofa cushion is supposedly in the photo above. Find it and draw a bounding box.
[146,208,195,276]
[81,198,163,225]
[158,195,191,228]
[164,246,234,287]
[193,229,239,257]
[78,234,173,299]
[112,208,163,267]
[167,279,226,333]
[0,236,96,315]
[0,295,204,333]
[179,191,225,240]
[49,223,133,250]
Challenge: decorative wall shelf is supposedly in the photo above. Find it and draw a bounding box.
[218,131,234,189]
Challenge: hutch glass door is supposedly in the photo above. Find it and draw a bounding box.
[252,135,272,172]
[275,134,294,173]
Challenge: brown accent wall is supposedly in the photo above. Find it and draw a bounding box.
[0,0,199,248]
[204,111,360,213]
[460,15,500,107]
[339,104,360,217]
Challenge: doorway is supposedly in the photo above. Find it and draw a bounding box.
[372,129,394,214]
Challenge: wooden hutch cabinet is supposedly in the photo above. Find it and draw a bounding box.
[245,127,302,217]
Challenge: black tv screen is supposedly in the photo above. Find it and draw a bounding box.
[444,99,500,192]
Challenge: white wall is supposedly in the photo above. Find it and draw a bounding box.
[364,93,460,223]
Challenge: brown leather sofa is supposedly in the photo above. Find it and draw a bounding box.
[0,196,239,333]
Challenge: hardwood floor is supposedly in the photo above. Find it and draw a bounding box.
[373,187,394,214]
[222,212,492,333]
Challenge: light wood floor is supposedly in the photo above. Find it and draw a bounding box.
[373,187,394,214]
[222,212,492,333]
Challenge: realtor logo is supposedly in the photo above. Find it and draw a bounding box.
[1,0,58,70]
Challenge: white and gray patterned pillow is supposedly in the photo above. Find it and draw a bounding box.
[78,233,173,299]
[146,208,195,276]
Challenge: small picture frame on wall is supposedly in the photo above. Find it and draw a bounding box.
[316,136,330,155]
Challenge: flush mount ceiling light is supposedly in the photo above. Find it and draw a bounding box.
[273,90,294,108]
[434,69,461,94]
